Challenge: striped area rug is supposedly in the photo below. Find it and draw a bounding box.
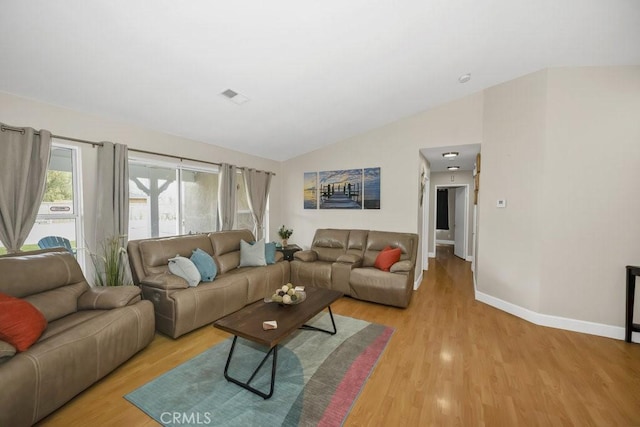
[125,313,394,427]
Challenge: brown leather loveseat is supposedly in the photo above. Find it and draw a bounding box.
[0,248,155,427]
[290,229,418,308]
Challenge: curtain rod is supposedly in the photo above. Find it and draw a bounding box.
[0,124,276,176]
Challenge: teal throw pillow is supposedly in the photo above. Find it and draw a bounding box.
[239,239,267,267]
[265,242,276,265]
[190,248,217,282]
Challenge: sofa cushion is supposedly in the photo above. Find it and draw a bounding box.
[168,255,201,287]
[239,239,266,267]
[191,248,217,282]
[390,260,413,273]
[138,235,214,277]
[265,242,277,265]
[0,293,47,351]
[0,340,15,364]
[312,229,350,262]
[293,250,318,262]
[209,229,255,274]
[77,286,142,310]
[374,247,402,272]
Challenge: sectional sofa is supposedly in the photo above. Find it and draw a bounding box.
[128,228,418,340]
[0,248,155,427]
[127,229,290,338]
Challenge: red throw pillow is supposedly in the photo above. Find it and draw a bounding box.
[374,247,402,272]
[0,292,47,352]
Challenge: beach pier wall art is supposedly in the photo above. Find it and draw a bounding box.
[363,167,381,209]
[319,169,363,209]
[303,172,318,209]
[303,167,380,210]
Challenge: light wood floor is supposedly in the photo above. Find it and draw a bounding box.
[39,246,640,426]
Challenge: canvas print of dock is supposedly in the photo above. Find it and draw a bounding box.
[319,169,363,209]
[303,172,317,209]
[364,167,381,209]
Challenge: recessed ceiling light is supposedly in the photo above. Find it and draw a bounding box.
[447,166,460,171]
[442,152,459,158]
[458,74,471,83]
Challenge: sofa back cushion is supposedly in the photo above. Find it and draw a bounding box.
[363,231,417,268]
[137,234,214,277]
[311,229,350,262]
[346,229,369,258]
[209,229,255,274]
[0,249,89,321]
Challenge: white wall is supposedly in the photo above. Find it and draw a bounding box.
[539,67,640,325]
[0,91,283,254]
[280,92,484,278]
[477,70,547,312]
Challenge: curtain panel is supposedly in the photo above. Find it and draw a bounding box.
[95,142,129,243]
[0,124,52,253]
[218,163,237,231]
[242,169,272,239]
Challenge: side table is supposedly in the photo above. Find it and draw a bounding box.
[277,244,302,261]
[626,265,640,343]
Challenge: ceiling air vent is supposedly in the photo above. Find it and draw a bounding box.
[220,88,249,105]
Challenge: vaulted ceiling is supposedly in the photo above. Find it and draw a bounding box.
[1,1,639,161]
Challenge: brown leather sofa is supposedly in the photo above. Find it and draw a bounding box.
[290,229,418,308]
[127,229,290,338]
[0,248,155,427]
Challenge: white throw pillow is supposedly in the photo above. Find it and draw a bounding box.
[168,255,201,287]
[239,239,267,267]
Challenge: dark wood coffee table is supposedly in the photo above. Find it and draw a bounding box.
[213,287,343,399]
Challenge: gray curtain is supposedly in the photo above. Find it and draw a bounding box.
[242,169,272,239]
[95,142,129,243]
[218,163,237,231]
[0,124,52,253]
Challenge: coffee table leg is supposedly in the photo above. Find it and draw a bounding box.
[300,305,337,335]
[223,336,277,399]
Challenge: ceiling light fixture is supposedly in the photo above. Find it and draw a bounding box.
[442,152,459,158]
[458,73,471,83]
[447,166,460,171]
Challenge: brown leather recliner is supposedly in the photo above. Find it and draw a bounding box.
[290,229,418,308]
[0,248,155,427]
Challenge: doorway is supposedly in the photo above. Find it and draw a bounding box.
[434,184,469,260]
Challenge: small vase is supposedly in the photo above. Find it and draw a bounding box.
[282,239,288,247]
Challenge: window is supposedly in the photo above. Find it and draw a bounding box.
[128,160,218,239]
[127,159,265,240]
[0,144,82,255]
[236,175,256,235]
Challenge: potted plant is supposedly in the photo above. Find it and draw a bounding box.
[278,225,293,247]
[90,235,132,286]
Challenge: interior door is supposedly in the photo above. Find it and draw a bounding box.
[454,187,466,259]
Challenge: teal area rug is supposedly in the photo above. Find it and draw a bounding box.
[125,313,393,427]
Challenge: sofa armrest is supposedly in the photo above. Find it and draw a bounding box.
[336,254,362,266]
[293,250,318,262]
[140,273,190,290]
[77,286,142,310]
[275,251,285,263]
[390,260,413,273]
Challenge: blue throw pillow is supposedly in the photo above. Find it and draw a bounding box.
[190,248,217,282]
[265,242,276,265]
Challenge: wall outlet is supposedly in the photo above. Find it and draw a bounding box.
[496,199,507,208]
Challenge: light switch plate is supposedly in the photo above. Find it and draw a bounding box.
[496,199,507,208]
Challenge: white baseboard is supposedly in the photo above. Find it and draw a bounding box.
[436,240,455,245]
[475,289,640,342]
[414,271,423,290]
[428,252,435,258]
[466,255,474,262]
